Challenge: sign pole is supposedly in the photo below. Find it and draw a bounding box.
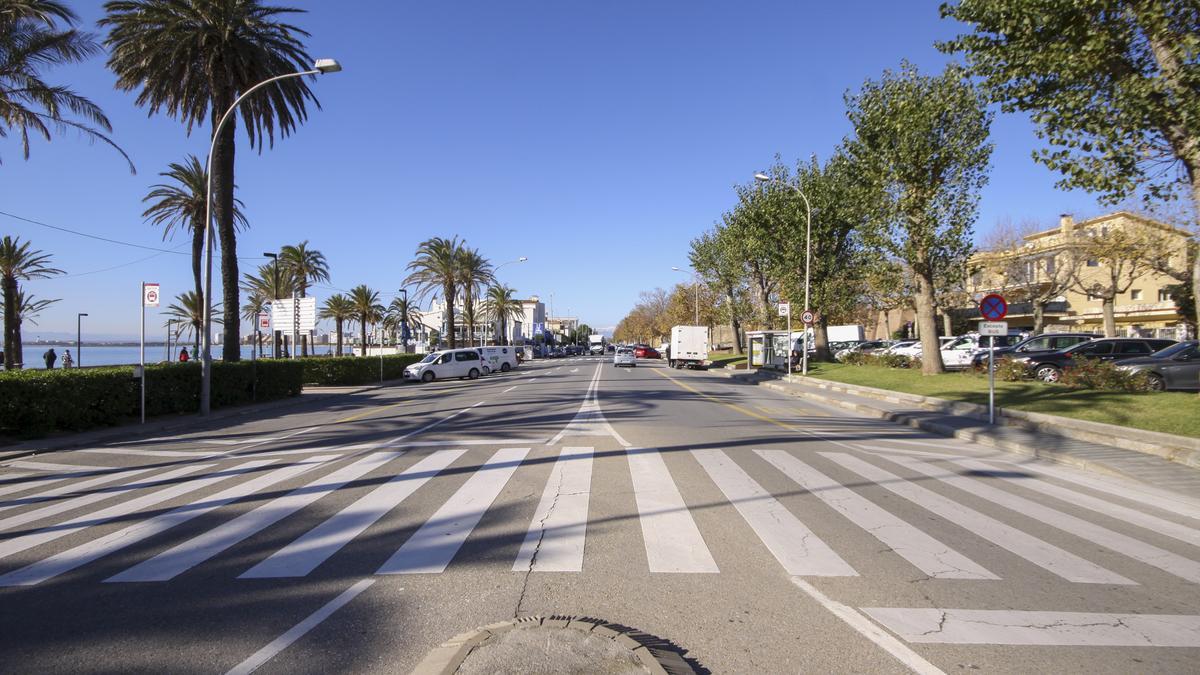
[140,282,145,424]
[786,310,792,377]
[988,334,996,424]
[978,293,1008,426]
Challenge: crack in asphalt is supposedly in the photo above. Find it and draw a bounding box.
[513,466,567,618]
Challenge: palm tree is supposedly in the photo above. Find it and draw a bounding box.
[384,294,422,351]
[482,285,524,346]
[404,237,463,348]
[240,262,294,357]
[0,236,63,368]
[279,241,329,356]
[103,0,320,361]
[142,155,247,309]
[0,290,59,347]
[319,294,355,356]
[164,291,221,354]
[240,293,267,357]
[348,285,383,356]
[0,0,131,169]
[455,246,493,347]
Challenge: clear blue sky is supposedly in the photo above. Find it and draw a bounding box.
[5,0,1108,340]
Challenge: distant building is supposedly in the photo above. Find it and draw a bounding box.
[546,316,579,340]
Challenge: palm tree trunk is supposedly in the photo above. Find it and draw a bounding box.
[360,317,367,357]
[3,276,17,369]
[211,97,241,362]
[191,227,204,310]
[335,319,343,356]
[445,283,457,349]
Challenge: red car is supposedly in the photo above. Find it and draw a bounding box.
[634,346,660,359]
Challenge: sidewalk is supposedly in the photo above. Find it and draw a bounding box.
[0,378,410,464]
[712,367,1200,497]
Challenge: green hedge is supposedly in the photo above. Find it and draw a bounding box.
[0,360,303,435]
[299,354,426,386]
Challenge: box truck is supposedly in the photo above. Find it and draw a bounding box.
[588,334,606,355]
[669,325,709,369]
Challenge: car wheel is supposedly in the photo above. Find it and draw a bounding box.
[421,371,435,383]
[468,368,480,380]
[501,363,511,372]
[1035,365,1061,383]
[481,365,491,375]
[1146,374,1166,392]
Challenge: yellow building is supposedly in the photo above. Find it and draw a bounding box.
[967,212,1193,339]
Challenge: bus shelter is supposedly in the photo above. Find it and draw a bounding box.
[745,330,791,370]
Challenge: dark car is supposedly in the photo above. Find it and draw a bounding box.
[1013,337,1178,383]
[971,332,1100,368]
[634,346,660,359]
[1114,341,1200,391]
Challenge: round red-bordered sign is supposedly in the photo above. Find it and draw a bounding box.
[800,310,816,324]
[979,294,1007,321]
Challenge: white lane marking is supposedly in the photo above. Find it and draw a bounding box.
[852,445,960,460]
[547,362,631,447]
[81,447,215,458]
[393,439,545,447]
[513,447,593,573]
[7,460,109,472]
[626,447,718,574]
[0,462,270,561]
[821,453,1134,585]
[503,386,519,393]
[0,456,334,587]
[526,378,536,383]
[243,450,465,579]
[953,459,1200,549]
[862,608,1200,647]
[1008,461,1200,523]
[0,473,56,499]
[224,579,377,675]
[570,368,579,373]
[789,577,946,675]
[383,402,483,446]
[758,451,996,580]
[0,466,156,514]
[888,456,1200,584]
[378,447,529,574]
[108,452,404,582]
[0,463,209,535]
[695,450,855,577]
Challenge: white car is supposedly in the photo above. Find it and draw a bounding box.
[613,347,636,368]
[403,348,487,383]
[476,346,518,373]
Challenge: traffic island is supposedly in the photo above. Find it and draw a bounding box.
[411,615,698,675]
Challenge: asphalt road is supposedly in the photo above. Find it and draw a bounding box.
[1,355,1198,674]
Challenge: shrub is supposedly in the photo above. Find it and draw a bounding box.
[0,360,303,436]
[993,357,1032,382]
[840,351,918,369]
[1058,359,1153,392]
[300,353,426,386]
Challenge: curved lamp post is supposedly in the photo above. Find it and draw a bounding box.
[485,256,527,346]
[200,59,342,415]
[754,172,812,375]
[671,266,700,324]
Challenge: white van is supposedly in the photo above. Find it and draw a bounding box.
[403,348,487,383]
[476,346,518,373]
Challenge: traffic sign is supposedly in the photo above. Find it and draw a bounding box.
[978,321,1008,337]
[270,297,317,332]
[143,283,160,308]
[257,313,270,331]
[777,302,790,317]
[979,294,1008,321]
[800,309,815,325]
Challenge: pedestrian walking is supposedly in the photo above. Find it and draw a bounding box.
[179,347,190,362]
[43,348,57,369]
[62,350,74,369]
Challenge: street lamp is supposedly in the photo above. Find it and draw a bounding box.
[76,313,88,367]
[488,256,528,346]
[754,172,813,376]
[671,266,700,324]
[199,59,342,416]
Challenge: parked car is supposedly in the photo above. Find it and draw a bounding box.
[634,346,660,359]
[889,336,956,358]
[940,333,1025,370]
[882,340,918,355]
[613,347,636,368]
[403,348,487,382]
[1114,341,1200,391]
[834,340,894,361]
[970,332,1100,369]
[1011,337,1178,383]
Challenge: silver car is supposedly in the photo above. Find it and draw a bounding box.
[613,347,636,367]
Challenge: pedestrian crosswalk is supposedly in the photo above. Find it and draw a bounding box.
[1,442,1199,594]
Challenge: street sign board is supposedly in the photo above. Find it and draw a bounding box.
[257,313,270,330]
[800,309,815,325]
[270,297,317,332]
[979,293,1008,321]
[777,302,790,317]
[979,321,1008,337]
[143,283,160,307]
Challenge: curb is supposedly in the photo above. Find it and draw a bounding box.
[0,378,410,463]
[779,375,1200,470]
[411,615,697,675]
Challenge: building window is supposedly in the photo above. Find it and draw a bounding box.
[1044,256,1056,275]
[1086,259,1099,267]
[1087,293,1101,302]
[1023,260,1034,279]
[1130,289,1142,301]
[1159,289,1172,302]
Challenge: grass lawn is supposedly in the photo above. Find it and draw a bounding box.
[804,363,1200,439]
[709,352,747,369]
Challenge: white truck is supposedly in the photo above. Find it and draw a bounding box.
[588,334,606,355]
[826,324,865,342]
[669,325,709,369]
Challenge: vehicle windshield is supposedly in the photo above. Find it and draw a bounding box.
[1151,341,1194,358]
[419,353,440,364]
